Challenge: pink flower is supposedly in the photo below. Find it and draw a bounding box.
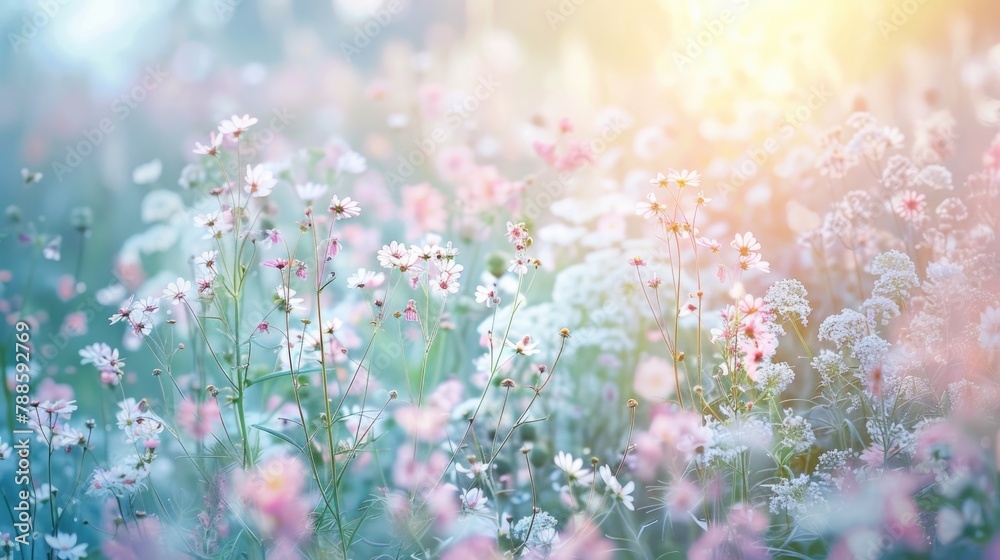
[403,299,418,322]
[401,183,447,237]
[236,454,314,545]
[533,141,557,165]
[892,189,926,222]
[262,258,290,270]
[176,399,220,442]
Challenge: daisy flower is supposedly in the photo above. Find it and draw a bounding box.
[262,258,291,270]
[892,189,926,222]
[461,488,488,513]
[508,258,529,275]
[44,532,88,560]
[554,451,594,484]
[636,193,666,221]
[329,195,361,219]
[348,268,380,289]
[245,164,277,198]
[193,132,223,156]
[506,221,529,245]
[475,284,499,307]
[650,172,669,188]
[697,237,721,253]
[163,278,191,305]
[218,114,258,138]
[506,334,540,356]
[337,151,367,174]
[738,253,770,273]
[433,275,461,295]
[274,284,304,313]
[296,182,328,202]
[668,168,701,188]
[194,250,219,271]
[599,465,635,511]
[731,232,761,258]
[377,241,417,269]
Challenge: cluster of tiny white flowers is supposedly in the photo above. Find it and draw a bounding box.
[769,474,827,516]
[812,350,850,386]
[764,279,812,327]
[778,410,816,454]
[869,250,920,301]
[852,334,891,381]
[512,511,560,551]
[914,164,953,191]
[860,295,900,326]
[817,449,852,472]
[881,154,918,191]
[755,362,795,398]
[935,197,968,221]
[818,309,871,351]
[866,419,916,461]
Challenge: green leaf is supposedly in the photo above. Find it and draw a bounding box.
[251,423,304,453]
[249,367,322,387]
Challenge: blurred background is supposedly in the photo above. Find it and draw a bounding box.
[3,0,1000,379]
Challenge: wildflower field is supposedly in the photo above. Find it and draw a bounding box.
[3,1,1000,558]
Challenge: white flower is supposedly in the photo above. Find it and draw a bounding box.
[337,151,367,174]
[475,284,499,308]
[44,532,88,560]
[193,132,223,156]
[635,193,666,221]
[668,168,700,188]
[598,465,635,510]
[554,451,593,484]
[377,241,417,269]
[296,182,328,202]
[53,426,84,448]
[505,334,540,356]
[461,488,488,512]
[245,164,277,198]
[218,113,258,137]
[915,164,953,190]
[194,250,219,271]
[132,159,162,185]
[508,257,529,276]
[764,279,811,327]
[275,284,304,313]
[43,236,62,261]
[329,195,361,219]
[162,278,191,305]
[347,268,383,289]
